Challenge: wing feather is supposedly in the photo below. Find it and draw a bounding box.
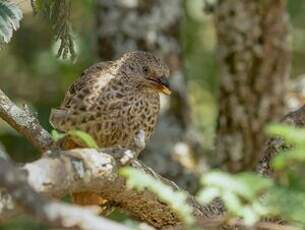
[50,61,115,131]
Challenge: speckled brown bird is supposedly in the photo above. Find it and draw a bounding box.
[49,51,171,208]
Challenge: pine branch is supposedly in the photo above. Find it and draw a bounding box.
[32,0,76,60]
[0,0,23,44]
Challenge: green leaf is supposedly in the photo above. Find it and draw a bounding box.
[202,171,272,200]
[236,173,273,198]
[120,167,194,225]
[51,129,65,142]
[68,130,98,148]
[222,191,242,213]
[51,129,98,148]
[266,124,305,145]
[272,148,305,170]
[267,187,305,225]
[242,206,259,226]
[199,171,273,226]
[197,187,220,204]
[0,1,22,43]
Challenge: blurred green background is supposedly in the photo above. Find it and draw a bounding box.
[0,0,305,229]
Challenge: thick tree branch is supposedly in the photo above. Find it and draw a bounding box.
[0,157,129,230]
[0,148,213,229]
[0,148,299,230]
[0,89,54,153]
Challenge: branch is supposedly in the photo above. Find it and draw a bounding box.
[0,147,213,229]
[0,148,299,230]
[257,105,305,176]
[0,88,299,229]
[0,157,129,230]
[0,89,54,152]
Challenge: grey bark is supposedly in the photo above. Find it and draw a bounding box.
[215,0,291,172]
[0,89,54,153]
[0,147,224,229]
[0,156,130,230]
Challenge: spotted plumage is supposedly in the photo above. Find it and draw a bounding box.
[50,51,170,151]
[49,51,170,210]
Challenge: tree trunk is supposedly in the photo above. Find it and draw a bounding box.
[215,0,291,172]
[95,0,199,192]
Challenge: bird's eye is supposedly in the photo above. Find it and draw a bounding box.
[143,66,149,74]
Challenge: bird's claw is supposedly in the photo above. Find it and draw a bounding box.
[119,150,137,165]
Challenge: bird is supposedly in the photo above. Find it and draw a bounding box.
[49,51,171,209]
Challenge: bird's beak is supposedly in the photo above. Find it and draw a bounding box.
[160,85,172,95]
[158,76,172,95]
[147,76,172,95]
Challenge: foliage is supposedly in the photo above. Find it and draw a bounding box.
[0,0,75,59]
[32,0,75,60]
[266,124,305,170]
[51,129,98,148]
[48,124,305,228]
[0,0,305,229]
[264,124,305,226]
[198,171,272,225]
[266,124,305,146]
[120,167,195,226]
[196,124,305,228]
[0,0,22,43]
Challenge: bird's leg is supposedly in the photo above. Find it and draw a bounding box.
[118,149,137,165]
[105,148,136,166]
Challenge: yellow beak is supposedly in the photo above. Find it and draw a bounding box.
[160,85,172,95]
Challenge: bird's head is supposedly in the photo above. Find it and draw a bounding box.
[118,51,171,95]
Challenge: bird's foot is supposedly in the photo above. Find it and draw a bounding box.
[108,148,138,166]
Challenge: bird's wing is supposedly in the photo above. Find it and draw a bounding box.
[49,107,120,132]
[50,61,115,131]
[65,61,114,99]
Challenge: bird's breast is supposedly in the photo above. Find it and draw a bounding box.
[94,88,160,149]
[121,91,160,141]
